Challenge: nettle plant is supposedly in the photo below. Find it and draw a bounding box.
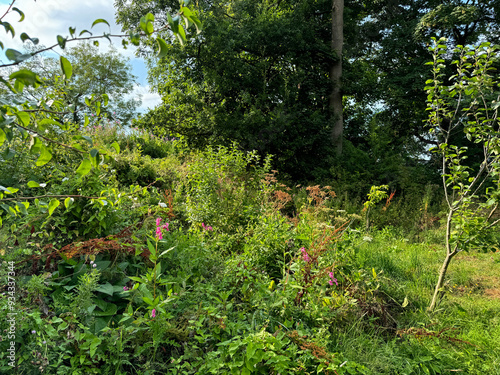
[0,0,201,228]
[425,38,500,311]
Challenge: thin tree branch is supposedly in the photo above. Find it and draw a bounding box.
[15,123,86,154]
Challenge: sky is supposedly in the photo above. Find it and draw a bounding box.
[0,0,162,112]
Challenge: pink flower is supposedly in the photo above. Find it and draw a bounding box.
[329,272,334,278]
[156,226,163,240]
[202,223,213,231]
[156,218,162,226]
[123,286,129,291]
[300,247,311,263]
[161,223,169,231]
[151,309,156,318]
[328,279,334,286]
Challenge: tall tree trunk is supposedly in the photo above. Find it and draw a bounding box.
[330,0,344,156]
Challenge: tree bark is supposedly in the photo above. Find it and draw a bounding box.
[330,0,344,156]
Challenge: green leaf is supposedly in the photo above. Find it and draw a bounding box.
[1,21,15,37]
[167,13,179,34]
[92,19,110,28]
[9,69,41,87]
[176,24,186,45]
[35,144,52,166]
[64,197,74,209]
[156,38,169,58]
[147,239,156,258]
[90,148,99,158]
[96,283,114,296]
[158,246,175,258]
[57,35,67,49]
[12,7,25,22]
[69,26,76,37]
[79,29,92,36]
[0,128,6,147]
[6,49,31,63]
[16,111,30,126]
[16,202,28,215]
[27,181,40,188]
[60,56,73,80]
[48,199,60,216]
[111,142,120,154]
[76,159,92,177]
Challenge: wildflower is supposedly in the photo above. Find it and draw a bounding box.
[156,226,163,240]
[90,260,94,265]
[300,247,311,263]
[202,223,213,231]
[92,263,97,268]
[327,271,338,286]
[31,330,36,334]
[162,223,169,231]
[123,286,129,291]
[156,218,162,226]
[42,341,46,344]
[151,309,156,318]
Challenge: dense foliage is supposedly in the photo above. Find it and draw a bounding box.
[1,0,500,374]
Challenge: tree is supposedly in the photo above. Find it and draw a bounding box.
[10,42,141,126]
[330,0,344,156]
[425,39,500,311]
[0,0,200,227]
[118,0,356,180]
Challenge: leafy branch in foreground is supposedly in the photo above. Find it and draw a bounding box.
[425,38,500,311]
[0,0,201,228]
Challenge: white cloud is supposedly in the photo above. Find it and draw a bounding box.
[132,85,162,112]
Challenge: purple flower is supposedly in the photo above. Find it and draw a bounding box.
[300,247,311,263]
[31,330,36,334]
[161,223,169,231]
[328,279,334,286]
[123,286,129,291]
[151,309,156,318]
[156,217,162,226]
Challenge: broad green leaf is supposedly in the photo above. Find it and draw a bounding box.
[27,181,40,188]
[167,13,179,34]
[6,49,31,63]
[16,111,30,126]
[64,197,74,209]
[60,56,72,80]
[9,69,41,87]
[16,202,28,215]
[92,19,110,28]
[157,38,169,58]
[69,26,76,37]
[48,199,60,216]
[79,29,92,36]
[90,148,99,158]
[37,118,59,131]
[96,283,114,296]
[14,79,24,93]
[76,158,92,177]
[84,115,89,127]
[111,142,120,153]
[35,144,52,166]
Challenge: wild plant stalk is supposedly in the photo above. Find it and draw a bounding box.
[426,39,500,311]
